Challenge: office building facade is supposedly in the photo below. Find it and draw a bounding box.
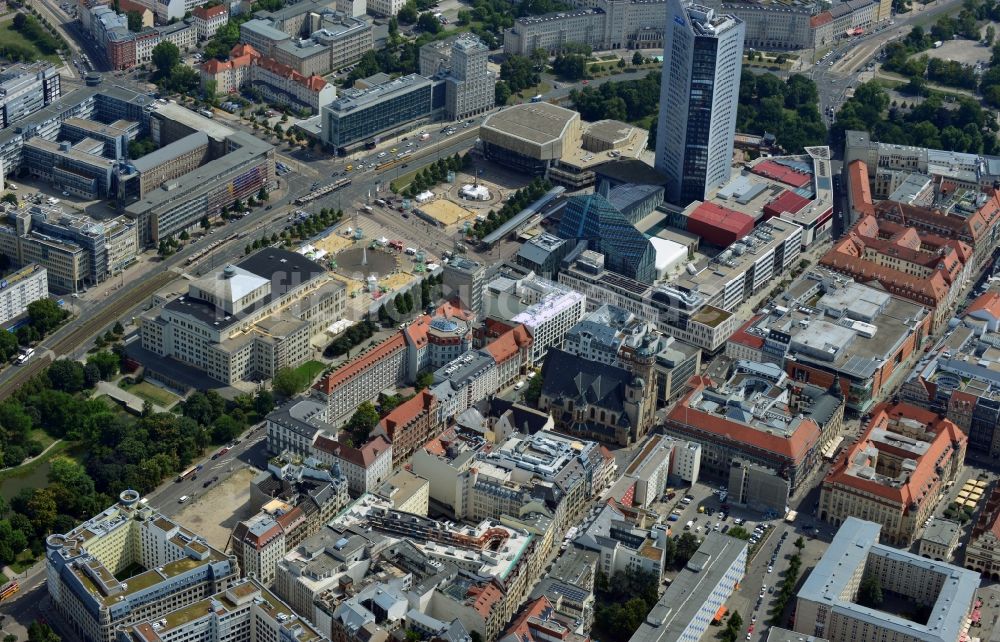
[46,490,238,642]
[140,250,345,384]
[655,0,744,204]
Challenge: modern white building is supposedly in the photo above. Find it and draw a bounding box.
[485,274,586,365]
[655,0,745,204]
[0,263,47,325]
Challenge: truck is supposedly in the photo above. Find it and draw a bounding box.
[16,347,34,365]
[198,108,214,118]
[933,40,943,48]
[531,94,543,103]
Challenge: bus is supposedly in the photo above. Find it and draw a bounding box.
[0,580,18,602]
[176,465,199,482]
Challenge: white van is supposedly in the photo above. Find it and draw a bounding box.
[178,495,190,503]
[513,380,525,390]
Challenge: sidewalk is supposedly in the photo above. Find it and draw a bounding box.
[93,381,167,414]
[0,438,62,475]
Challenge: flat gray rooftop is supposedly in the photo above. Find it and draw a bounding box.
[482,103,577,146]
[630,533,746,642]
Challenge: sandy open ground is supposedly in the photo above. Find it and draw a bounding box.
[172,467,257,551]
[418,199,474,226]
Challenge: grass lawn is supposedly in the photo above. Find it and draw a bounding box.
[121,380,181,408]
[0,571,8,584]
[27,428,56,450]
[10,549,36,574]
[294,360,326,383]
[0,24,61,65]
[511,81,552,102]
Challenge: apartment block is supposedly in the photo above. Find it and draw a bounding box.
[123,132,209,200]
[366,0,406,16]
[0,263,48,325]
[820,213,971,331]
[819,402,966,547]
[375,469,430,515]
[900,312,1000,459]
[0,62,61,130]
[728,270,932,413]
[485,273,586,365]
[139,250,346,384]
[123,125,274,245]
[374,390,441,466]
[46,490,238,642]
[964,484,1000,578]
[231,459,349,586]
[919,518,961,563]
[192,4,229,39]
[795,517,978,642]
[320,74,439,151]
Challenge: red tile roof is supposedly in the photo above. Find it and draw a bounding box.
[810,11,833,27]
[255,56,330,93]
[484,323,532,364]
[468,580,505,618]
[314,434,391,468]
[764,190,810,220]
[875,192,1000,244]
[666,375,822,463]
[379,390,436,440]
[966,291,1000,321]
[687,202,755,235]
[503,596,586,642]
[751,160,812,188]
[727,314,765,350]
[847,160,874,218]
[820,215,959,307]
[193,3,227,18]
[118,0,150,16]
[275,505,306,533]
[823,402,965,506]
[314,333,407,394]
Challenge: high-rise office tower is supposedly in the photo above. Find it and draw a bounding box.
[655,0,744,205]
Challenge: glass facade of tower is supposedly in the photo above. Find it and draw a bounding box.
[559,194,657,283]
[655,0,744,205]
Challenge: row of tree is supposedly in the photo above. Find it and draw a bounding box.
[832,82,1000,154]
[767,538,805,626]
[323,318,379,358]
[470,178,553,239]
[398,154,472,198]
